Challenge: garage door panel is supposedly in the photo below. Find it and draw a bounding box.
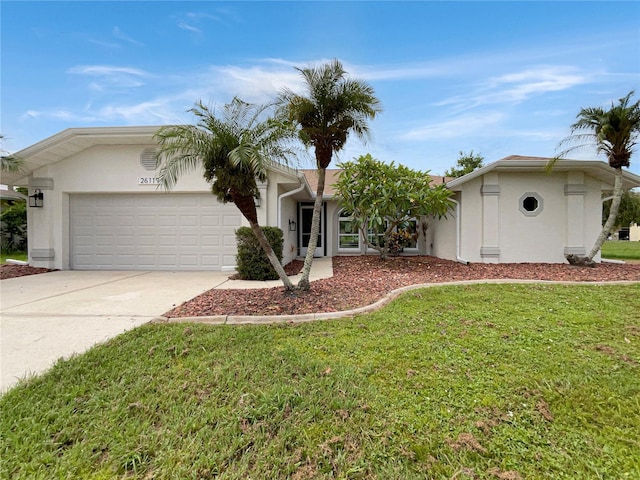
[201,235,221,247]
[180,215,198,226]
[71,194,240,270]
[223,215,241,226]
[201,216,220,227]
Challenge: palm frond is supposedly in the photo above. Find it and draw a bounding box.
[552,90,639,170]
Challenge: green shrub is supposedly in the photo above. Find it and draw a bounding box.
[387,229,412,256]
[0,201,27,252]
[235,226,284,280]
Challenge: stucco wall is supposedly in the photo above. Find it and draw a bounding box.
[429,196,458,262]
[453,170,604,264]
[27,143,301,269]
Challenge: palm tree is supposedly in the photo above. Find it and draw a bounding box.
[1,134,23,173]
[279,59,382,290]
[552,90,640,266]
[155,98,296,289]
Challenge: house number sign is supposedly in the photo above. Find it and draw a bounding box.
[138,177,160,185]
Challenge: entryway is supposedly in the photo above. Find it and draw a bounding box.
[299,203,325,257]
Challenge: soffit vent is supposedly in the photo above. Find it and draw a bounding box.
[140,148,159,171]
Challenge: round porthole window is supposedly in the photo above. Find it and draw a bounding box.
[519,192,543,217]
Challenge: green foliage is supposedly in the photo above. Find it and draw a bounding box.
[154,98,296,288]
[155,98,296,206]
[278,59,382,169]
[335,154,454,258]
[1,200,27,251]
[235,226,284,280]
[444,150,484,177]
[2,284,638,479]
[555,90,640,169]
[603,190,640,227]
[387,229,413,256]
[0,134,23,173]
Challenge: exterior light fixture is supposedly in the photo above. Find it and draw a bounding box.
[289,219,296,231]
[29,189,44,208]
[254,196,261,207]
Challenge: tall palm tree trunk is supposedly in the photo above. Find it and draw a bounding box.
[248,219,295,290]
[231,191,294,290]
[297,166,327,291]
[586,167,624,262]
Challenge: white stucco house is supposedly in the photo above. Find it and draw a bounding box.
[3,126,640,271]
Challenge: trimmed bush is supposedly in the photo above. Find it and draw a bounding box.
[235,226,284,280]
[1,201,27,252]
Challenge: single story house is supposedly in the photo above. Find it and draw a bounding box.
[4,126,640,270]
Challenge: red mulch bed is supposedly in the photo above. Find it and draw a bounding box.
[165,256,640,318]
[0,264,54,279]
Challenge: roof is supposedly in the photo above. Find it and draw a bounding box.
[2,126,162,187]
[446,155,640,191]
[301,169,452,198]
[1,126,302,187]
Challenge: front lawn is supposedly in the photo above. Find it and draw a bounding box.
[602,240,640,260]
[0,250,27,264]
[1,284,639,479]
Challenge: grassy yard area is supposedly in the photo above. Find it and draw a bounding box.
[0,251,27,263]
[1,284,638,479]
[602,240,640,260]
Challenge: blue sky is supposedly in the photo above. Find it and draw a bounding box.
[2,1,639,176]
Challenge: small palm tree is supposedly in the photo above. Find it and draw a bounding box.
[279,59,382,290]
[155,98,296,289]
[1,134,23,173]
[552,90,640,265]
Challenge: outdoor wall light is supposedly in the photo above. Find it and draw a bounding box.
[29,189,44,208]
[289,219,297,231]
[254,196,261,207]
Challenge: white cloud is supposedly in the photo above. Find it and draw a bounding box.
[112,27,144,46]
[400,112,506,141]
[67,65,150,91]
[68,65,149,77]
[177,22,201,34]
[437,65,590,111]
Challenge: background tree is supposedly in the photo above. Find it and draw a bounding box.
[279,59,382,290]
[155,98,296,290]
[334,154,454,259]
[551,91,640,266]
[444,150,484,178]
[602,189,640,230]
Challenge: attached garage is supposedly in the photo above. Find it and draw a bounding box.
[70,193,241,270]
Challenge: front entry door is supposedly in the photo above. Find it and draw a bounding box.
[299,203,325,257]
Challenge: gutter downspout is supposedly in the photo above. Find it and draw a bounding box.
[450,198,470,265]
[277,175,307,230]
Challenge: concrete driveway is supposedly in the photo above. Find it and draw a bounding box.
[0,270,230,393]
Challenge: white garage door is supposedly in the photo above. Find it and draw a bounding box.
[70,194,241,270]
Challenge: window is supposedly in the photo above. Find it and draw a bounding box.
[519,192,543,217]
[403,220,418,250]
[338,210,360,249]
[522,196,538,211]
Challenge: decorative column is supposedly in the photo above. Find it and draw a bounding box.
[480,172,501,263]
[564,171,586,256]
[28,177,56,267]
[256,181,268,226]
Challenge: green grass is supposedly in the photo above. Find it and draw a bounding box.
[1,284,639,479]
[602,240,640,260]
[0,250,27,263]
